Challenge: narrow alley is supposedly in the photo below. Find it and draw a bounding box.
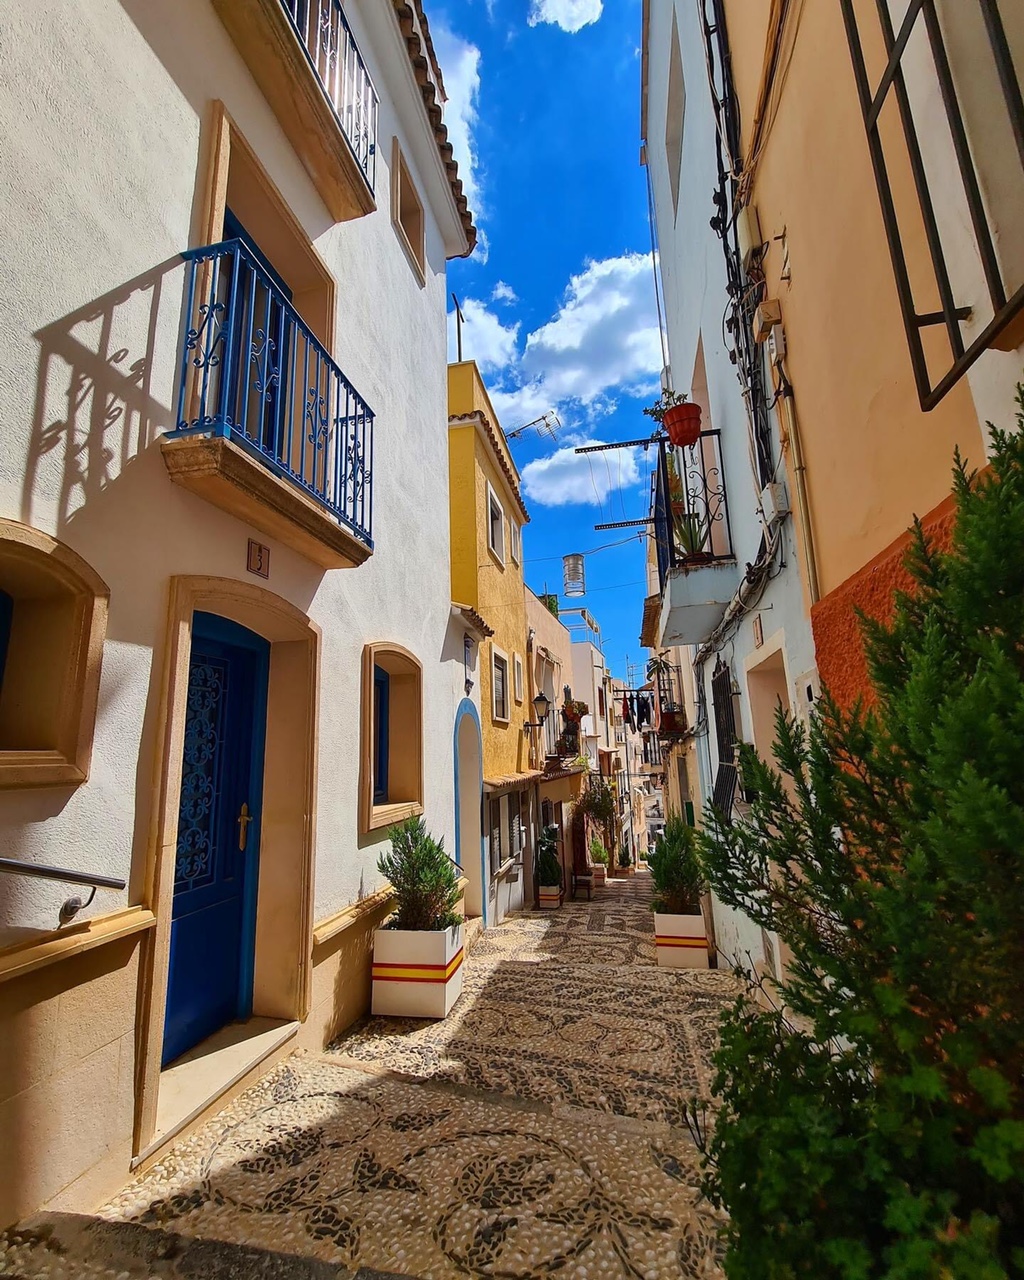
[1,875,737,1279]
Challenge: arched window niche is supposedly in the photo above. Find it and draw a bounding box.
[0,519,109,788]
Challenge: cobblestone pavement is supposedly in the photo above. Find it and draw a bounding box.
[1,873,738,1279]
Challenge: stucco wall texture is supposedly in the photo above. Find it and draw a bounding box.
[811,494,957,711]
[447,364,529,779]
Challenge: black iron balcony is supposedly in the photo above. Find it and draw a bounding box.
[166,238,374,562]
[652,433,733,590]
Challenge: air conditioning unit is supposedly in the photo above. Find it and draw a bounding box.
[760,481,790,526]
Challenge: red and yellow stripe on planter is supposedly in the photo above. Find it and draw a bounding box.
[653,912,709,969]
[371,924,465,1018]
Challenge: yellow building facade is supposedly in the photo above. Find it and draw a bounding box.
[448,362,534,922]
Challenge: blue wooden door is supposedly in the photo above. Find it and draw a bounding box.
[163,613,270,1067]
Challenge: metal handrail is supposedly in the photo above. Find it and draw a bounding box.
[0,858,126,890]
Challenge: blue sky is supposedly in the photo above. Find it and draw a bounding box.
[431,0,660,687]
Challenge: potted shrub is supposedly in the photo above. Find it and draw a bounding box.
[643,389,702,448]
[536,823,563,909]
[617,845,634,877]
[372,817,465,1018]
[589,836,609,886]
[648,815,708,968]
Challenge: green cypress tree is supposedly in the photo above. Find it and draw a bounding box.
[691,401,1024,1278]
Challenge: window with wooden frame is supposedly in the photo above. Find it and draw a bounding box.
[0,520,109,789]
[513,653,524,703]
[492,646,510,722]
[391,138,426,283]
[487,485,506,565]
[361,643,423,831]
[509,521,522,566]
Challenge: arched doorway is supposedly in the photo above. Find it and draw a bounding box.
[453,699,484,924]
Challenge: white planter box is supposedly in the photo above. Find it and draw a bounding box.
[538,883,561,909]
[653,911,708,969]
[371,923,465,1018]
[593,865,607,886]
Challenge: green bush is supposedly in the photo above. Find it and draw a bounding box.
[691,412,1024,1277]
[617,845,633,869]
[536,824,561,885]
[589,835,609,865]
[377,817,462,932]
[648,814,703,914]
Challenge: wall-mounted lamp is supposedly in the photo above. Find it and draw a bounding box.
[523,690,551,734]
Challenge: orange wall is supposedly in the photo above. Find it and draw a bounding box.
[724,0,987,602]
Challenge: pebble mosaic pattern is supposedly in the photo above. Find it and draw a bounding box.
[1,873,738,1278]
[332,877,739,1128]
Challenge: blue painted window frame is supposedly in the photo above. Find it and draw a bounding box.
[373,665,390,804]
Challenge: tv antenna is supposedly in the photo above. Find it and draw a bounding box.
[451,293,465,362]
[507,410,561,443]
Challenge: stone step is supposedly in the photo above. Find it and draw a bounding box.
[2,1213,413,1280]
[462,913,484,952]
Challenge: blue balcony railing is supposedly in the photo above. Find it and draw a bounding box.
[281,0,378,188]
[171,239,374,547]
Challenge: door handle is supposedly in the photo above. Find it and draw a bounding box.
[237,802,252,851]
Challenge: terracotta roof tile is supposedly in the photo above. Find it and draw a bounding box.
[391,0,477,254]
[449,411,530,524]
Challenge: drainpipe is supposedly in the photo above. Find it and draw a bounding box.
[776,382,821,605]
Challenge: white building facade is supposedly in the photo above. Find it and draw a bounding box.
[0,0,473,1225]
[640,0,817,975]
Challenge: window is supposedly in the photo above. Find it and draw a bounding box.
[492,647,510,722]
[840,0,1024,406]
[508,792,522,864]
[597,686,606,720]
[666,9,686,220]
[391,138,425,282]
[489,797,503,877]
[513,653,524,703]
[0,520,109,789]
[487,485,505,564]
[372,666,389,803]
[509,521,521,565]
[361,643,423,831]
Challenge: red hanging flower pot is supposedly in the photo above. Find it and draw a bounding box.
[663,402,702,448]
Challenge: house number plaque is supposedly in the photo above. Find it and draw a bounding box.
[247,539,270,579]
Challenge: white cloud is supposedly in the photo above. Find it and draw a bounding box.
[491,280,518,305]
[447,252,662,498]
[448,297,519,372]
[527,0,603,33]
[521,438,641,507]
[514,252,662,412]
[432,23,483,216]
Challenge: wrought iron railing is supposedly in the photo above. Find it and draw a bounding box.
[652,432,733,591]
[172,239,374,546]
[281,0,378,188]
